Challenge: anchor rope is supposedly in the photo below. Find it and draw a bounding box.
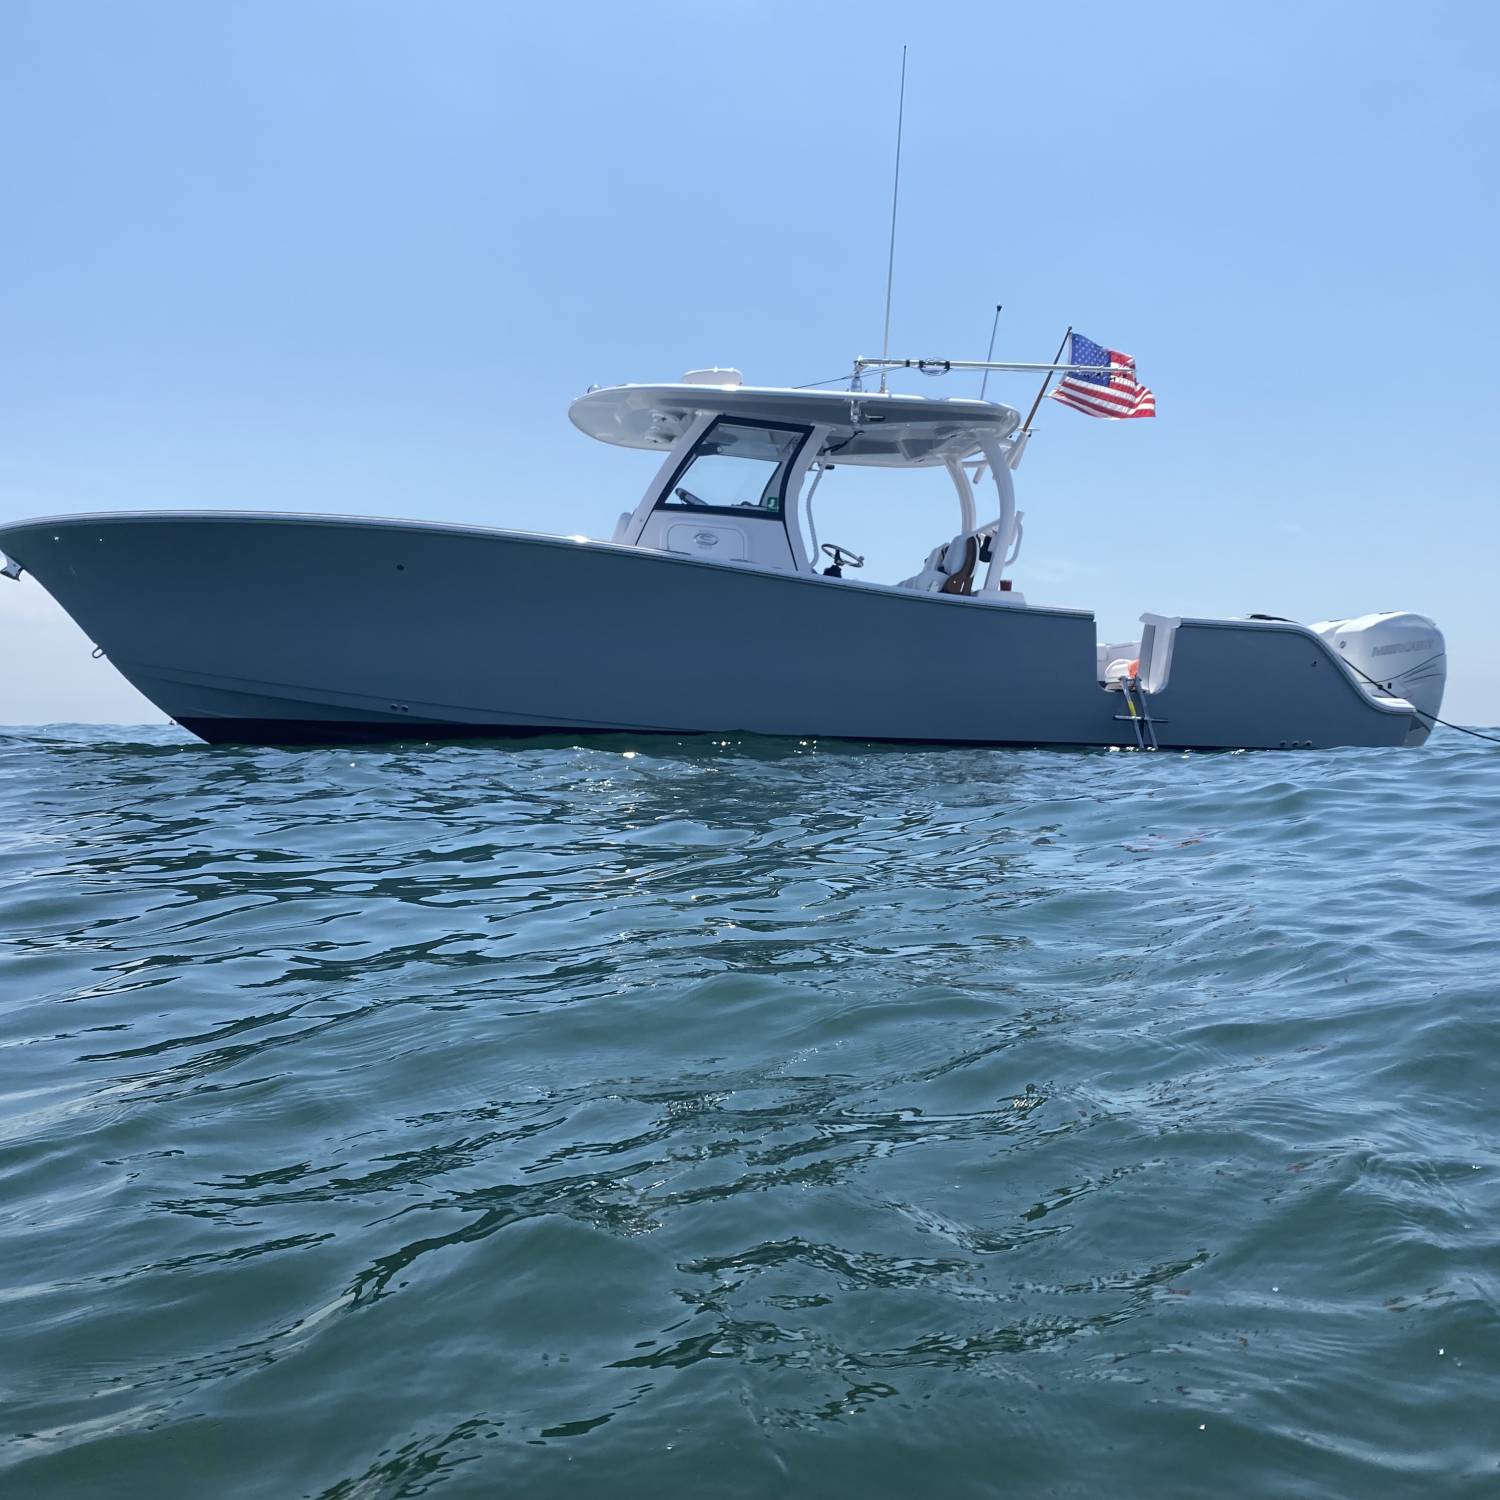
[1341,655,1500,746]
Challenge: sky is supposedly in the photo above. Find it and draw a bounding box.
[2,0,1497,725]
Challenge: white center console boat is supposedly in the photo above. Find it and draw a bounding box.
[0,364,1445,749]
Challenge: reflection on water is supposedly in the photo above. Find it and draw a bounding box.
[2,725,1499,1497]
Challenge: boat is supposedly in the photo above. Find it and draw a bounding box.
[0,359,1446,750]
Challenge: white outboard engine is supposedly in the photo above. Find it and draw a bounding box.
[1312,612,1447,726]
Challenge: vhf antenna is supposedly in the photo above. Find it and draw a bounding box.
[877,46,907,396]
[979,304,1003,400]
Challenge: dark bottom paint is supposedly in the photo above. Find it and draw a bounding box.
[173,716,1265,752]
[175,717,655,747]
[175,716,1084,749]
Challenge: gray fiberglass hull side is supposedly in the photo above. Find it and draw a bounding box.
[0,512,1419,749]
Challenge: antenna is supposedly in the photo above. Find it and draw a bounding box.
[877,46,907,396]
[978,304,1002,400]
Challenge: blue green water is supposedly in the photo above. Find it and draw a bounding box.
[2,725,1498,1497]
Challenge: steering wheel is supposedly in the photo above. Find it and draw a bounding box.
[674,486,709,507]
[821,543,865,571]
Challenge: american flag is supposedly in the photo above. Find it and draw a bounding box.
[1048,332,1156,419]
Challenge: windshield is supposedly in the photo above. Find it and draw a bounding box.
[657,420,807,516]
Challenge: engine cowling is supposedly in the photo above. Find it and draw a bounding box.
[1311,612,1446,727]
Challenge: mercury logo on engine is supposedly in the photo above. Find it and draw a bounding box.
[1370,639,1435,657]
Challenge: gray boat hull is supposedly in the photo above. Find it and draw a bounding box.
[0,512,1423,750]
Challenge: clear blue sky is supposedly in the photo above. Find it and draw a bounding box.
[2,0,1496,724]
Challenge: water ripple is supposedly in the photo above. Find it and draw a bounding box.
[2,724,1498,1497]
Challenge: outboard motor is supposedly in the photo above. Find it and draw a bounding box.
[1312,612,1447,726]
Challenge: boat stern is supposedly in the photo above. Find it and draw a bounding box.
[1312,613,1446,743]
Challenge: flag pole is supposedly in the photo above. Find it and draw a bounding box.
[1021,326,1071,435]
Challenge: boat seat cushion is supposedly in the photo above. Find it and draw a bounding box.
[898,531,983,594]
[939,534,979,595]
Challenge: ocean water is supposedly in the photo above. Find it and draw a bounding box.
[2,725,1498,1499]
